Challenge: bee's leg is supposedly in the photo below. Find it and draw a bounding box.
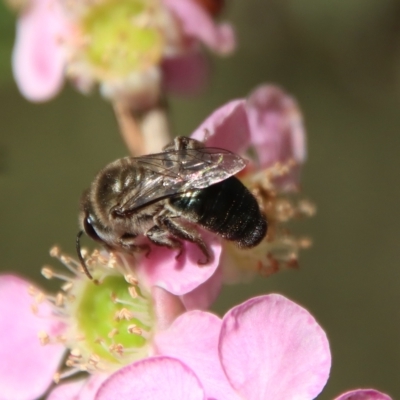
[159,217,212,265]
[119,233,151,256]
[145,225,184,257]
[163,136,204,151]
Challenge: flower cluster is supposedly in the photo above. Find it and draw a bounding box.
[2,2,394,400]
[0,250,391,399]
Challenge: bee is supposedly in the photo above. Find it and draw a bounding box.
[77,136,267,280]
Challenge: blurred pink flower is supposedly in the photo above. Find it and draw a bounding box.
[12,0,68,101]
[163,0,234,55]
[95,294,332,399]
[334,389,393,400]
[11,0,235,103]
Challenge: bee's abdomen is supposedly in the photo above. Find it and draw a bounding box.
[170,177,267,248]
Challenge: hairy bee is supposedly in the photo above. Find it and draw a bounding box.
[77,136,267,279]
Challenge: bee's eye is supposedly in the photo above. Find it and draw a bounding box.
[83,216,102,242]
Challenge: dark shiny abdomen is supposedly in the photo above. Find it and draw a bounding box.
[169,177,267,247]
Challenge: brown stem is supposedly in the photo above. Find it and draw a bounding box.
[139,106,172,154]
[113,101,146,156]
[113,101,172,155]
[152,286,186,331]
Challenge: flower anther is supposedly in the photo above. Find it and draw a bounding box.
[37,247,155,382]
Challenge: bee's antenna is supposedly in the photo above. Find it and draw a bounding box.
[76,230,94,280]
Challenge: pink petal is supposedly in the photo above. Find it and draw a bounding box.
[137,231,221,296]
[12,0,66,102]
[163,0,235,54]
[192,99,251,154]
[152,286,186,331]
[96,356,206,400]
[47,379,85,400]
[180,264,222,310]
[162,50,210,95]
[334,389,393,400]
[0,275,66,400]
[246,84,307,167]
[48,374,108,400]
[219,294,331,400]
[155,311,240,400]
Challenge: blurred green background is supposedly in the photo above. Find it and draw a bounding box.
[1,0,400,398]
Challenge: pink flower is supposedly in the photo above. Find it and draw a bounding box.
[0,275,66,400]
[133,230,223,311]
[191,84,313,280]
[334,389,393,400]
[162,0,234,55]
[59,295,392,400]
[0,239,223,399]
[12,0,68,101]
[0,271,392,400]
[246,84,306,169]
[93,294,332,399]
[11,0,235,102]
[192,84,307,190]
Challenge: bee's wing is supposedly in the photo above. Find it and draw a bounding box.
[114,148,247,213]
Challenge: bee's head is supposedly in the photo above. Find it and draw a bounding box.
[76,190,104,281]
[78,189,104,242]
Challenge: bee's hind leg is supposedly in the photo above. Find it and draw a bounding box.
[160,217,212,265]
[145,225,184,259]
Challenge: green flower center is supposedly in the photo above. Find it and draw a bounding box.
[75,274,153,365]
[81,0,164,77]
